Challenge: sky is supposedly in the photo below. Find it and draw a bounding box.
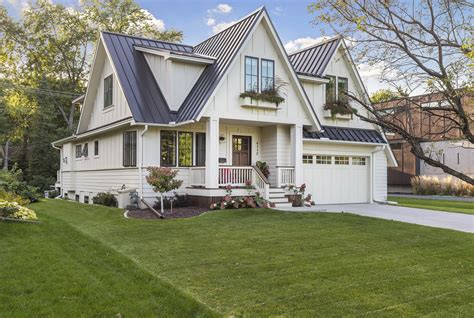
[0,0,387,93]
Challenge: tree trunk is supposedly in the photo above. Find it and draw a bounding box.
[2,140,9,170]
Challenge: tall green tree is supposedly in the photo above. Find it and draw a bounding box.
[0,0,183,184]
[309,0,474,184]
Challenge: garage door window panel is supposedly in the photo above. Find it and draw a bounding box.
[316,155,332,164]
[334,156,349,165]
[303,155,314,164]
[352,157,366,165]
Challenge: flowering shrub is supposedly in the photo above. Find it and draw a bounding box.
[0,199,38,220]
[146,167,183,214]
[210,185,263,210]
[411,176,473,196]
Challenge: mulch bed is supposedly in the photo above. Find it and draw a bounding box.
[126,206,209,219]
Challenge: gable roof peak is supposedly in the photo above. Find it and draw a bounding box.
[288,35,341,56]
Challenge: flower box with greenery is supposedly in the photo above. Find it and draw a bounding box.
[146,167,183,215]
[323,100,354,120]
[240,78,287,109]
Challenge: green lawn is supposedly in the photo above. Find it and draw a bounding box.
[2,199,473,316]
[389,196,474,215]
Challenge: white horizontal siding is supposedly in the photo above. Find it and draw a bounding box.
[373,150,388,202]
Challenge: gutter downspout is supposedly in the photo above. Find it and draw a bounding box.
[139,125,149,203]
[371,145,387,204]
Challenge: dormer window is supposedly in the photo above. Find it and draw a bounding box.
[245,56,258,92]
[325,75,348,105]
[104,74,113,108]
[261,59,274,92]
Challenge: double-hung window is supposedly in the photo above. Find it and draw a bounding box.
[245,56,258,92]
[82,143,89,158]
[338,77,348,103]
[160,131,177,167]
[261,59,274,92]
[94,140,99,156]
[104,75,113,108]
[325,76,336,105]
[75,145,82,158]
[123,131,137,167]
[195,133,206,166]
[178,132,193,167]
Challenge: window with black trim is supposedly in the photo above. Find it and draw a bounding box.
[82,143,88,158]
[325,76,336,105]
[123,131,137,167]
[195,133,206,166]
[160,131,176,166]
[338,77,348,103]
[75,145,82,158]
[104,75,113,108]
[245,56,258,92]
[178,132,193,166]
[261,59,274,92]
[94,140,99,156]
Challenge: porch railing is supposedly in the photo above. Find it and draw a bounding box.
[189,167,206,187]
[218,166,270,199]
[277,166,294,187]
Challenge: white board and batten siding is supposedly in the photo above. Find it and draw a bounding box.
[373,150,388,202]
[144,53,205,111]
[203,22,313,126]
[86,53,132,132]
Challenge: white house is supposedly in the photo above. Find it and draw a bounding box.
[53,7,396,208]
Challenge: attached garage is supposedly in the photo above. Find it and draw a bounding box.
[303,154,370,204]
[302,125,394,204]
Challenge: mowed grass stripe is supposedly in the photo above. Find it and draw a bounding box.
[28,200,474,316]
[0,210,217,317]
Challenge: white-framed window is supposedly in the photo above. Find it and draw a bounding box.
[334,156,349,165]
[352,157,366,166]
[316,155,332,164]
[94,140,99,157]
[325,75,348,105]
[302,154,314,164]
[261,59,275,92]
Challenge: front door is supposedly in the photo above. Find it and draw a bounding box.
[232,136,251,166]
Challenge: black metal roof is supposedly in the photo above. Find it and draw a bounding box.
[303,125,386,144]
[176,8,263,122]
[288,37,341,78]
[102,32,178,124]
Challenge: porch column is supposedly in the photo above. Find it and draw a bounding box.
[291,124,303,186]
[205,116,219,188]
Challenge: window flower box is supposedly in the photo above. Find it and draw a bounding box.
[240,96,282,110]
[323,109,352,120]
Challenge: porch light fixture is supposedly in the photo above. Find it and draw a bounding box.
[219,136,226,142]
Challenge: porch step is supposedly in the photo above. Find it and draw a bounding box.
[271,202,293,209]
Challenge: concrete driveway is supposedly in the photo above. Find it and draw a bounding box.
[276,203,474,233]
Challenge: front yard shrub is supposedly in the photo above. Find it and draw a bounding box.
[0,189,30,206]
[0,167,40,203]
[210,185,272,210]
[411,176,473,197]
[0,200,38,220]
[146,167,183,215]
[92,192,118,207]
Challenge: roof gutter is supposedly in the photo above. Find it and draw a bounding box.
[303,138,386,147]
[130,119,196,128]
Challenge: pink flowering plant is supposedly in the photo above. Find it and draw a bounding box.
[146,167,183,214]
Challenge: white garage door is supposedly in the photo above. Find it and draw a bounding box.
[303,155,369,204]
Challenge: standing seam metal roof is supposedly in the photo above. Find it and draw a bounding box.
[175,8,263,122]
[102,32,195,124]
[304,125,386,144]
[288,37,341,78]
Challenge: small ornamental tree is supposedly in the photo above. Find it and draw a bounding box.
[146,167,183,215]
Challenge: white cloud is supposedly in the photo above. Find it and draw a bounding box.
[284,36,330,54]
[215,4,232,14]
[212,20,236,34]
[206,18,216,26]
[272,6,283,16]
[141,9,165,32]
